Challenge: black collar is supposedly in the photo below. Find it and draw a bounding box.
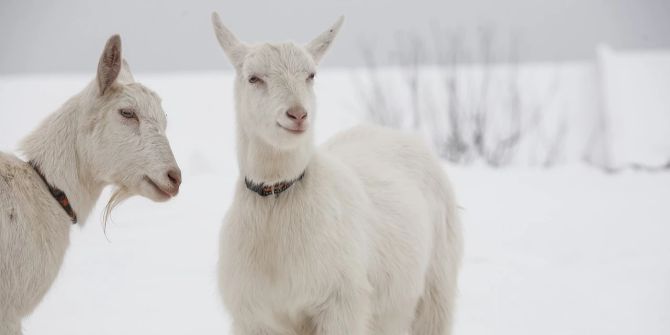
[244,172,305,197]
[29,161,78,224]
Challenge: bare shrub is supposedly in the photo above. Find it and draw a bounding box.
[356,26,565,167]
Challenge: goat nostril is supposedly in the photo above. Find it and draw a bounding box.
[167,169,182,187]
[286,106,307,122]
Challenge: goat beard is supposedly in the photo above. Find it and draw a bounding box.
[102,186,131,233]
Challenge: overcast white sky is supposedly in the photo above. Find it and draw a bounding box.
[1,0,669,74]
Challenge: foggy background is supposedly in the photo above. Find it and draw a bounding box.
[1,0,670,74]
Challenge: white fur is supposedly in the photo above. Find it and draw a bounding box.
[0,35,181,335]
[212,13,463,335]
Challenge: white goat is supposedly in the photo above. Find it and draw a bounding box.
[0,35,181,335]
[212,13,463,335]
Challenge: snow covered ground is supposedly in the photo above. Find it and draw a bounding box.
[1,71,669,334]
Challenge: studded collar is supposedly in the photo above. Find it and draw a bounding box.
[244,172,305,197]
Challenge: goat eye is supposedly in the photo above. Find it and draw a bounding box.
[119,108,136,119]
[307,73,316,81]
[248,75,262,84]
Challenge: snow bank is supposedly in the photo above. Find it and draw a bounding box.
[598,46,670,167]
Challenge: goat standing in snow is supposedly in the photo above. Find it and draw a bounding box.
[0,35,181,335]
[212,13,463,335]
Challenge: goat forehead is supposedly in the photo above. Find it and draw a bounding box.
[244,43,314,76]
[125,83,161,102]
[123,84,166,123]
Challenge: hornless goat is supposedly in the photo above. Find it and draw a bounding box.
[0,35,181,335]
[212,13,463,335]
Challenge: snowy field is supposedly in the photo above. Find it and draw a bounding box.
[1,71,669,334]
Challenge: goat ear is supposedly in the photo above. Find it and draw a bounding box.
[117,59,135,83]
[305,16,344,64]
[211,12,247,70]
[97,35,122,95]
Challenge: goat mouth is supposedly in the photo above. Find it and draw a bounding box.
[144,176,174,198]
[277,122,306,134]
